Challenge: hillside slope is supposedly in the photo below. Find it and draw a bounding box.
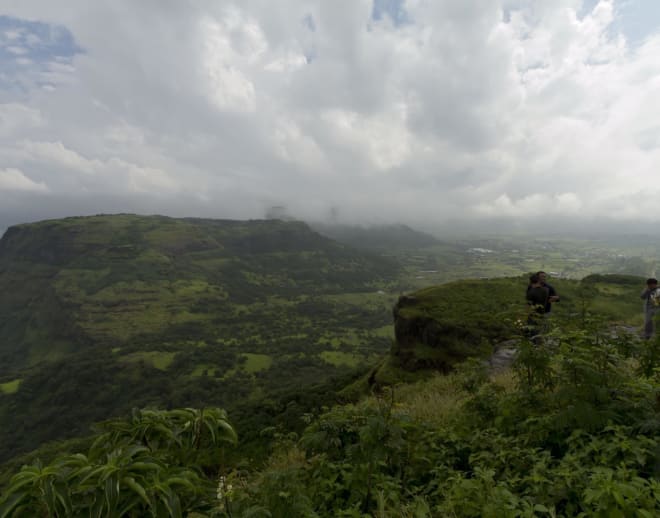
[0,214,399,460]
[390,273,645,370]
[2,271,657,516]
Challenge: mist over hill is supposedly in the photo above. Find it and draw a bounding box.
[310,222,440,251]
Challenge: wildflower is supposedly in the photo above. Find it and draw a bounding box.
[217,476,226,500]
[216,475,234,501]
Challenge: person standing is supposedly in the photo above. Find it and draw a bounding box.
[526,273,549,340]
[527,271,559,314]
[640,278,660,340]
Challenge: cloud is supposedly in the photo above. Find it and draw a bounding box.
[0,103,43,136]
[0,1,659,233]
[0,167,48,192]
[475,191,583,218]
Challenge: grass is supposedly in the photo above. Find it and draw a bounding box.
[372,356,434,387]
[56,279,226,341]
[371,325,395,338]
[316,331,363,347]
[242,353,273,373]
[388,372,469,427]
[191,364,217,377]
[0,379,21,394]
[27,341,74,366]
[212,353,270,380]
[347,359,518,429]
[320,292,394,310]
[315,334,342,348]
[118,351,177,371]
[320,351,362,368]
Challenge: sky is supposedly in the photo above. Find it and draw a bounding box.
[1,0,660,235]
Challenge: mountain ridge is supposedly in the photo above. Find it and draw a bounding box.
[0,214,399,461]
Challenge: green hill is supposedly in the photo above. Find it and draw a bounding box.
[390,273,646,366]
[347,272,647,395]
[2,264,659,516]
[0,214,399,461]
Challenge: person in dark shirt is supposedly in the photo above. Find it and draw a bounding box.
[526,273,549,339]
[526,271,559,314]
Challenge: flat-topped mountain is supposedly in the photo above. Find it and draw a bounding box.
[0,214,398,460]
[0,214,397,371]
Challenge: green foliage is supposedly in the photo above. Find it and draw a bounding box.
[227,315,660,517]
[396,278,525,339]
[638,329,660,378]
[0,379,20,394]
[0,215,398,462]
[0,407,236,517]
[2,217,659,516]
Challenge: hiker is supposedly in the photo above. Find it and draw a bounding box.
[526,273,549,340]
[527,271,559,315]
[640,277,660,339]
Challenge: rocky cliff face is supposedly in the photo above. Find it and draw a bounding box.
[392,294,492,372]
[389,278,531,372]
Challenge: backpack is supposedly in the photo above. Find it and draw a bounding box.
[650,288,660,307]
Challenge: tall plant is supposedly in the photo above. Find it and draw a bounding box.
[0,407,237,517]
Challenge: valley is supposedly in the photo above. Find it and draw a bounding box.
[0,215,658,516]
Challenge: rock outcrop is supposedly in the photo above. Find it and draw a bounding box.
[392,294,493,372]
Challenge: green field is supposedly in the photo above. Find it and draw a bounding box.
[118,351,177,371]
[241,353,273,373]
[0,379,20,395]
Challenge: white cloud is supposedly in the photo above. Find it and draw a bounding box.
[199,14,259,112]
[271,117,327,170]
[0,140,180,196]
[321,106,411,171]
[0,0,659,231]
[0,167,48,192]
[3,30,21,41]
[264,52,307,72]
[6,45,28,55]
[0,103,43,136]
[476,191,583,218]
[17,141,97,174]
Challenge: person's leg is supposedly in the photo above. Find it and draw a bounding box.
[542,312,551,334]
[644,309,654,339]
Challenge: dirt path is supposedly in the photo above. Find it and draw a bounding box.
[488,339,519,375]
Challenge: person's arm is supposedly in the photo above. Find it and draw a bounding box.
[641,288,650,300]
[548,284,559,302]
